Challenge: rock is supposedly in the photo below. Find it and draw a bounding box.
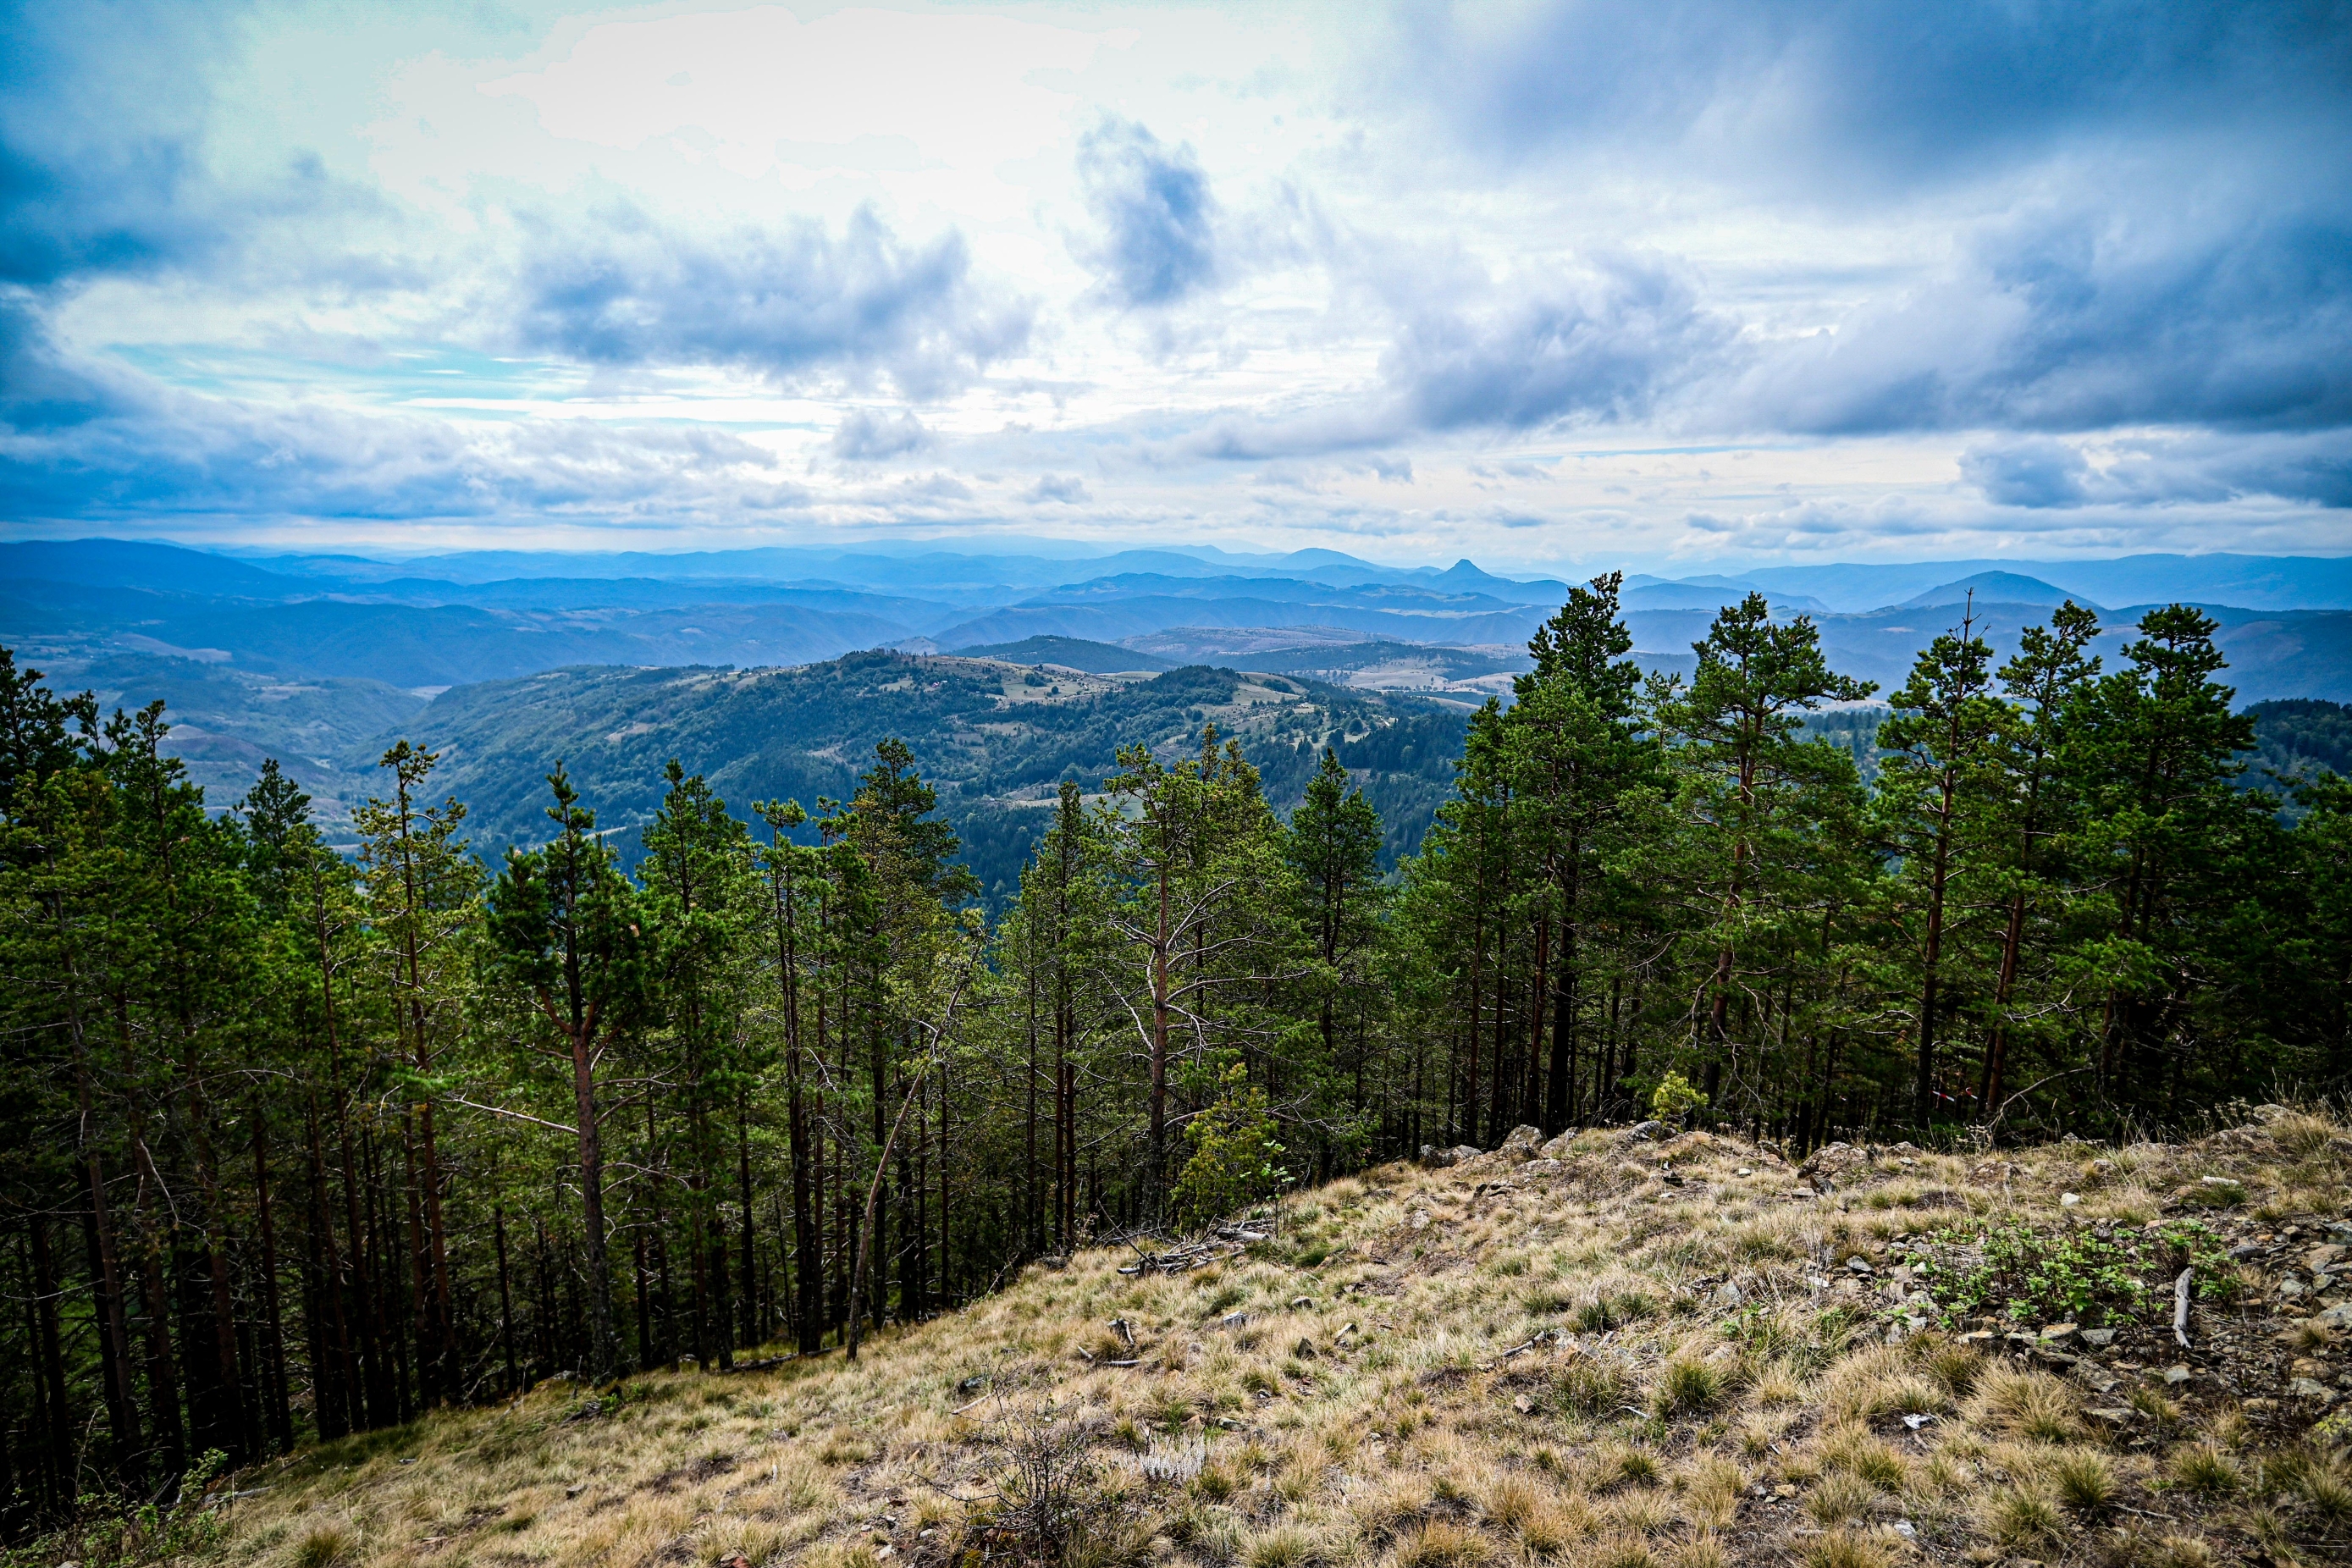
[1289,1296,1312,1310]
[1801,1141,1869,1182]
[2254,1103,2294,1124]
[1410,1210,1431,1230]
[2317,1300,2352,1329]
[1498,1124,1545,1160]
[2291,1377,2339,1404]
[1846,1255,1874,1275]
[2162,1365,2193,1385]
[1538,1129,1579,1159]
[1714,1281,1744,1308]
[2079,1328,2117,1347]
[1626,1121,1670,1141]
[2041,1323,2079,1341]
[2061,1192,2082,1206]
[2311,1245,2347,1272]
[1422,1145,1483,1168]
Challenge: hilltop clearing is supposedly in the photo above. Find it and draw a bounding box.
[174,1107,2352,1568]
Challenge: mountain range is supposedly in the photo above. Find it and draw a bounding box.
[5,538,2348,875]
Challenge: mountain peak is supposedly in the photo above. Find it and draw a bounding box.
[1897,571,2101,611]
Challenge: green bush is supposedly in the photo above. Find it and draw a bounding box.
[1173,1064,1289,1230]
[1901,1219,2232,1325]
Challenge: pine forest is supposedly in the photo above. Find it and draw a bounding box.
[3,579,2349,1529]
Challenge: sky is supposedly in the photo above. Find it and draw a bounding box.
[3,0,2349,573]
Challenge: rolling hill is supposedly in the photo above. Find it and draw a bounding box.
[190,1107,2352,1568]
[354,652,1470,901]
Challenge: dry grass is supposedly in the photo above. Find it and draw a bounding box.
[189,1101,2352,1568]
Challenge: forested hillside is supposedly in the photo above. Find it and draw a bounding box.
[3,579,2349,1541]
[379,654,1469,897]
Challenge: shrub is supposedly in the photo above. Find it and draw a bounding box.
[1651,1073,1709,1124]
[1173,1066,1289,1230]
[1902,1219,2233,1325]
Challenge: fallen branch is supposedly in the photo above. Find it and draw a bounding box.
[2174,1267,2194,1350]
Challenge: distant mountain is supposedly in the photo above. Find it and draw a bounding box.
[1898,572,2098,611]
[1731,554,2352,613]
[949,636,1176,672]
[1623,599,2352,702]
[1620,580,1833,615]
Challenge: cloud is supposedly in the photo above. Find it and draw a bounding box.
[1960,437,2090,508]
[1074,116,1218,307]
[0,384,811,526]
[830,408,932,461]
[1388,2,2352,194]
[0,0,239,288]
[1389,257,1733,431]
[515,207,1032,398]
[1163,255,1733,460]
[1741,208,2352,438]
[1023,473,1091,504]
[1963,431,2352,510]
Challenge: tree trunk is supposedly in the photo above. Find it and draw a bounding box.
[567,1019,618,1383]
[495,1206,520,1396]
[28,1216,74,1504]
[250,1112,294,1454]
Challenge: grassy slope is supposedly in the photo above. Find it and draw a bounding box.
[204,1111,2352,1568]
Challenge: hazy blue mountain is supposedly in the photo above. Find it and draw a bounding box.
[1731,554,2352,613]
[949,636,1178,672]
[1898,572,2095,610]
[1621,580,1833,614]
[1622,599,2352,702]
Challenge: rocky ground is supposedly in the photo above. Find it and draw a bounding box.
[108,1105,2352,1568]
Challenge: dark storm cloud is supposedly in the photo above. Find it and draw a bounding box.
[1962,431,2352,510]
[1074,116,1218,307]
[1743,209,2352,438]
[1390,1,2352,191]
[515,207,1032,399]
[1359,0,2352,464]
[0,0,241,287]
